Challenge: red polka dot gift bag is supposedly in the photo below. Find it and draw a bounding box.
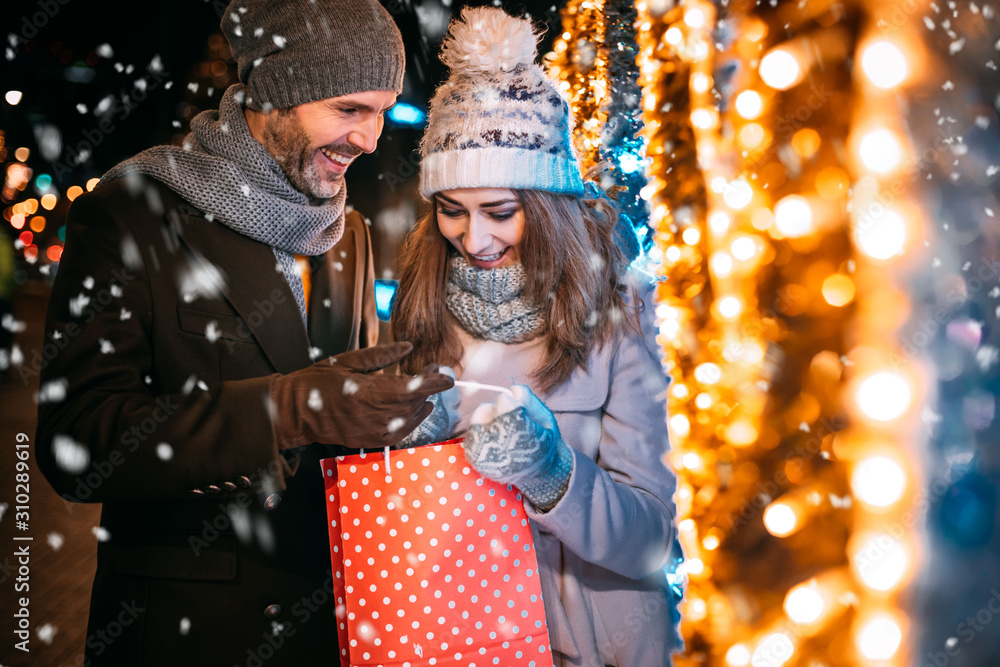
[321,439,554,667]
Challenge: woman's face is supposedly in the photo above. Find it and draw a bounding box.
[435,188,525,270]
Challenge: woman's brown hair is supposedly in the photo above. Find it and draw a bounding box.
[391,189,638,394]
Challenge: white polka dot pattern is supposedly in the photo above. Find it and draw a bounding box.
[322,439,553,667]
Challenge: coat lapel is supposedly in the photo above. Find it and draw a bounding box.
[167,204,313,374]
[307,218,363,358]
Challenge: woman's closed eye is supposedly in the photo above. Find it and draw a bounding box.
[438,206,467,218]
[487,210,518,221]
[437,206,520,221]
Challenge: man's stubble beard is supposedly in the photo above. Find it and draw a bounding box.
[260,109,342,204]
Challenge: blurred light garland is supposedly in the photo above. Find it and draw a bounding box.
[626,0,924,663]
[547,0,653,257]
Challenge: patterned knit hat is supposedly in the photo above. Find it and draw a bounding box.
[221,0,405,111]
[419,7,584,199]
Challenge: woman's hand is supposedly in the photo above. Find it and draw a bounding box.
[393,366,462,448]
[464,384,573,511]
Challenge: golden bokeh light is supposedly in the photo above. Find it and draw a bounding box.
[855,371,912,421]
[725,644,751,666]
[850,532,910,592]
[791,128,821,158]
[858,128,903,173]
[854,208,907,260]
[723,180,753,210]
[784,582,825,624]
[856,614,903,660]
[860,40,909,90]
[773,195,814,237]
[822,273,856,307]
[815,166,849,200]
[759,48,802,90]
[852,455,906,508]
[763,501,800,537]
[734,90,763,119]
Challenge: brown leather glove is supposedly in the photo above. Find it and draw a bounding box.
[270,342,454,450]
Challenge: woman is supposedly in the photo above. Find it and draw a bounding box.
[392,7,680,666]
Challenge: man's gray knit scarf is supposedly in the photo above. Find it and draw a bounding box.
[99,84,346,324]
[446,256,546,343]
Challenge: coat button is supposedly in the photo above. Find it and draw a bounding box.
[189,488,205,495]
[204,485,221,494]
[222,481,237,492]
[264,493,281,510]
[238,476,253,488]
[263,604,282,619]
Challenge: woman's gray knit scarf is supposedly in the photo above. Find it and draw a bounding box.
[99,84,346,324]
[446,256,546,343]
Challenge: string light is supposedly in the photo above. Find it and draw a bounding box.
[855,372,912,421]
[858,128,903,173]
[856,614,903,660]
[773,195,813,237]
[854,208,907,260]
[860,41,909,90]
[734,90,763,119]
[852,456,907,508]
[784,583,825,625]
[763,501,800,537]
[758,48,802,90]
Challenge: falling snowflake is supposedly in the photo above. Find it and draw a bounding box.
[38,378,68,404]
[96,43,113,58]
[47,533,64,551]
[975,346,999,371]
[179,617,191,635]
[69,293,91,317]
[205,321,220,343]
[308,389,323,412]
[156,443,174,461]
[343,379,360,395]
[92,526,111,542]
[99,338,115,354]
[53,435,89,473]
[0,503,8,521]
[387,417,405,433]
[37,623,57,645]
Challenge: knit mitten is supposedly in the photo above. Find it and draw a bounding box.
[464,385,573,511]
[394,367,461,448]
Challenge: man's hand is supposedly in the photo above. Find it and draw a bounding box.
[270,342,455,449]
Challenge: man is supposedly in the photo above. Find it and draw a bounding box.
[35,1,452,664]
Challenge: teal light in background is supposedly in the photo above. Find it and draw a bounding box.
[374,279,398,322]
[35,173,53,191]
[386,102,427,128]
[57,226,66,242]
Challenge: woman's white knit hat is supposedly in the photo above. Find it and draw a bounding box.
[419,7,585,199]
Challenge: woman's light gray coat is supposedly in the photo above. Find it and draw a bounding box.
[452,284,678,667]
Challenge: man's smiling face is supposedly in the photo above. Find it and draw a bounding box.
[251,90,397,203]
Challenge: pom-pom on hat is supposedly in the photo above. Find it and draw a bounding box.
[419,7,585,199]
[221,0,405,112]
